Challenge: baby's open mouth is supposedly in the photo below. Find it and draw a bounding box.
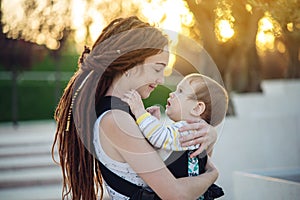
[167,100,171,106]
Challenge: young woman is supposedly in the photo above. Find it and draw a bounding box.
[53,16,218,200]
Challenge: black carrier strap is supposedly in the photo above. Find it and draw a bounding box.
[98,160,142,197]
[95,96,224,199]
[96,96,161,199]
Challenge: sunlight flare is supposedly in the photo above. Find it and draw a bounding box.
[256,14,281,52]
[214,0,235,43]
[2,0,194,55]
[216,19,235,42]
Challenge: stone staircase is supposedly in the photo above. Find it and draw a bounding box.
[0,121,109,200]
[213,79,300,200]
[0,121,61,200]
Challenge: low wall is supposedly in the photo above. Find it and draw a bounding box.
[212,79,300,200]
[233,168,300,200]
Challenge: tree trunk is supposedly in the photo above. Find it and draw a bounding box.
[185,0,235,115]
[284,31,300,78]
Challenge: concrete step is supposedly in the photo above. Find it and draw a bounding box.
[213,115,300,200]
[231,80,300,118]
[231,92,300,117]
[0,183,111,200]
[0,184,62,200]
[0,120,110,199]
[261,79,300,96]
[0,143,54,158]
[0,167,61,188]
[0,154,57,171]
[234,168,300,200]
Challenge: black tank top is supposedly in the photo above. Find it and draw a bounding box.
[95,96,225,200]
[96,96,190,178]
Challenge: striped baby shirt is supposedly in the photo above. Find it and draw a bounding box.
[136,112,199,151]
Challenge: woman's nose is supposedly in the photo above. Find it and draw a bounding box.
[156,76,165,85]
[156,72,165,85]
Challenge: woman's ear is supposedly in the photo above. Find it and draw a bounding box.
[129,63,142,76]
[190,101,206,117]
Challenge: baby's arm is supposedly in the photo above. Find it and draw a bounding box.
[137,113,199,150]
[122,89,198,151]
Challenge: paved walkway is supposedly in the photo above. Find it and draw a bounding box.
[0,120,110,200]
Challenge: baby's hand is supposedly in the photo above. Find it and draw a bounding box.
[121,89,147,118]
[146,106,161,120]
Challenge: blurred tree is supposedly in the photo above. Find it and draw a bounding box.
[0,0,71,124]
[249,0,300,78]
[0,1,39,125]
[185,0,263,93]
[72,0,142,47]
[2,0,71,50]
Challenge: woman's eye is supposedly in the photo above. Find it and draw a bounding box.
[155,68,162,72]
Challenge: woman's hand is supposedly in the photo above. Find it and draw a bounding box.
[179,119,217,158]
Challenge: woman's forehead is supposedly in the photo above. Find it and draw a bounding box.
[144,50,169,64]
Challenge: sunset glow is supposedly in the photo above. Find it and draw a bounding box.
[69,0,194,75]
[2,0,284,59]
[140,0,194,76]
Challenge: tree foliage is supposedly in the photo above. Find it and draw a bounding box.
[1,0,71,50]
[248,0,300,78]
[185,0,263,94]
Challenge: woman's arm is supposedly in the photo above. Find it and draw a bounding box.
[100,110,218,200]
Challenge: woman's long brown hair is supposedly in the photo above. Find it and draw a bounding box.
[52,16,168,200]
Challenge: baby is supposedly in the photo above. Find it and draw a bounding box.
[122,73,228,200]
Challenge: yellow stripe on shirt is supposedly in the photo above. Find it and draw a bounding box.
[146,124,161,139]
[136,112,151,125]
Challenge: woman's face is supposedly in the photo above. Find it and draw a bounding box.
[132,49,169,99]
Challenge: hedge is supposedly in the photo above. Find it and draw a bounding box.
[0,79,172,122]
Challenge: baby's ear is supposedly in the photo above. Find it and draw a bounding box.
[191,101,206,117]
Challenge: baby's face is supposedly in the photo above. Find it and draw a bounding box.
[165,78,198,122]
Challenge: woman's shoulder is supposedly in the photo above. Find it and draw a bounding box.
[100,109,144,139]
[100,109,136,127]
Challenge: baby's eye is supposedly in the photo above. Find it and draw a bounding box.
[178,88,182,93]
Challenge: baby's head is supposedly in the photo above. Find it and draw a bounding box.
[166,73,228,126]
